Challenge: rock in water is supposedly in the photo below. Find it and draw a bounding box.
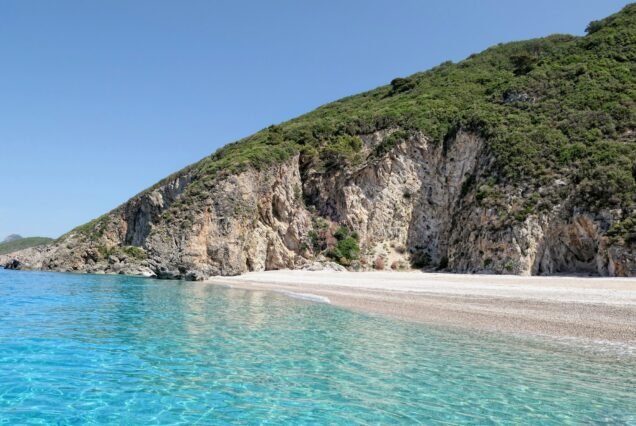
[3,259,22,270]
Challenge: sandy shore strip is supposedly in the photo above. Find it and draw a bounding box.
[205,270,636,349]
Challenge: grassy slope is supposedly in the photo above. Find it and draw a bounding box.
[73,4,636,243]
[0,237,53,255]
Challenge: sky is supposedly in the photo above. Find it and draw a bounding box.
[0,0,630,239]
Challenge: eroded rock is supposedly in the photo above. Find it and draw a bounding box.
[6,129,634,278]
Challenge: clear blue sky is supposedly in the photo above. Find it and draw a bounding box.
[0,0,629,239]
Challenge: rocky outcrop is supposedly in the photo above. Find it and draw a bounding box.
[1,246,44,270]
[123,173,193,247]
[144,157,312,279]
[6,129,634,279]
[3,259,21,270]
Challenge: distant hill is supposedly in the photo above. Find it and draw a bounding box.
[2,234,23,243]
[0,237,53,255]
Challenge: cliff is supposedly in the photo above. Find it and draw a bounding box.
[4,5,635,278]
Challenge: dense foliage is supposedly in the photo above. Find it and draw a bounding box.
[326,226,361,266]
[189,4,634,208]
[308,220,361,266]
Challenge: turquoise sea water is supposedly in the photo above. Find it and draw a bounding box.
[0,269,635,425]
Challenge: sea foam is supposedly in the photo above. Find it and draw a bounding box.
[278,291,331,304]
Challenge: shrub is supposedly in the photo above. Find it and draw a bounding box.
[510,53,535,75]
[373,130,408,157]
[122,246,147,260]
[308,230,323,252]
[585,20,604,34]
[607,215,636,245]
[373,256,385,270]
[326,226,361,265]
[389,77,417,95]
[320,135,363,170]
[97,245,113,259]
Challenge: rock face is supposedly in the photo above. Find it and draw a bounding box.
[5,130,634,279]
[3,259,21,270]
[5,5,635,278]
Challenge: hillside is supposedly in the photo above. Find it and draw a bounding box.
[5,4,635,277]
[2,234,22,243]
[0,237,53,256]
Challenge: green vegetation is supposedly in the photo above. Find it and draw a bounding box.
[373,129,409,157]
[307,220,360,266]
[60,214,109,242]
[326,226,361,266]
[607,214,636,245]
[97,245,148,260]
[307,216,330,253]
[73,4,636,239]
[0,237,53,255]
[319,135,363,170]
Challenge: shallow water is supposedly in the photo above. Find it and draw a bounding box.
[0,269,635,425]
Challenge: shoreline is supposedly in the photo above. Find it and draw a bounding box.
[204,270,636,350]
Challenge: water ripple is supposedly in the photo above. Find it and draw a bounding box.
[0,269,634,425]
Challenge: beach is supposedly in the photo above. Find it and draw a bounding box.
[205,270,636,349]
